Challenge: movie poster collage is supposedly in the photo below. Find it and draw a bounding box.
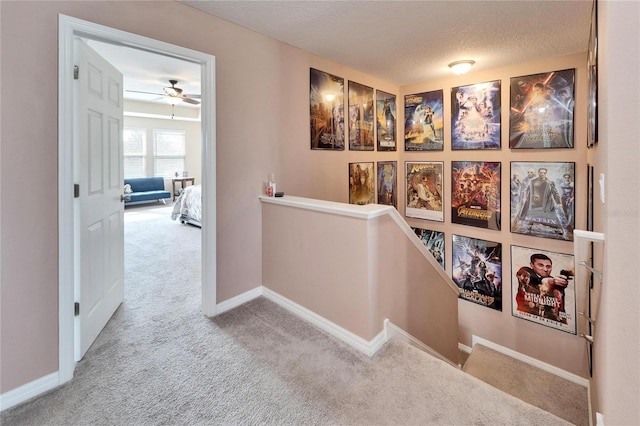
[310,68,400,208]
[310,68,577,334]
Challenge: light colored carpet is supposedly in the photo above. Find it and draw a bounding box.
[463,344,589,426]
[1,203,572,425]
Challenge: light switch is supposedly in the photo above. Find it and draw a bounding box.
[599,173,605,203]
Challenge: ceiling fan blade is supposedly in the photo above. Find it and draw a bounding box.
[182,97,201,105]
[126,89,164,96]
[183,94,201,99]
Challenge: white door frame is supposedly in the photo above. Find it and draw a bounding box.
[58,14,217,384]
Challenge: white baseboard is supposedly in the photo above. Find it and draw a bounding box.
[471,335,589,388]
[385,319,458,367]
[0,372,59,412]
[213,286,263,315]
[596,412,604,426]
[262,287,386,357]
[458,342,472,355]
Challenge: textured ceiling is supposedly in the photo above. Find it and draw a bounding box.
[180,0,593,85]
[89,0,593,107]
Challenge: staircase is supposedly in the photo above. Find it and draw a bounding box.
[462,344,589,426]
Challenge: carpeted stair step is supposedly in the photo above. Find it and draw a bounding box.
[462,344,589,426]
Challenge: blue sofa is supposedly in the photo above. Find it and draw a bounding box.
[124,177,171,205]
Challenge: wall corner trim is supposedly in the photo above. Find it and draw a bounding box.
[213,287,263,316]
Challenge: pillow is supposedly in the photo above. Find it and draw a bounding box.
[124,184,133,194]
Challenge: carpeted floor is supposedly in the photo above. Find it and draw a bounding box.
[463,344,589,426]
[1,203,574,425]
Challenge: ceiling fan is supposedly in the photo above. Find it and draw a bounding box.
[127,79,201,105]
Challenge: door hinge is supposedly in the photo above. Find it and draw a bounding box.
[74,302,80,316]
[74,65,79,80]
[74,184,80,198]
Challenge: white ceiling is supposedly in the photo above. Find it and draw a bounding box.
[87,39,202,107]
[90,0,593,107]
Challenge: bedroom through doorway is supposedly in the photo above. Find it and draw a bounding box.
[58,15,217,383]
[89,39,205,330]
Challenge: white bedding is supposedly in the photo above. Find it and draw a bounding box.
[171,184,202,225]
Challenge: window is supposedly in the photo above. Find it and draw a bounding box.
[123,127,146,178]
[153,129,186,178]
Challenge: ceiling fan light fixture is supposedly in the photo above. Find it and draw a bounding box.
[448,60,475,75]
[165,96,183,106]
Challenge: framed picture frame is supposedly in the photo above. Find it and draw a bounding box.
[451,161,501,230]
[349,162,375,205]
[412,227,445,269]
[376,90,397,151]
[587,2,598,147]
[510,161,575,241]
[451,80,501,150]
[376,161,397,208]
[509,69,576,149]
[452,234,502,311]
[511,245,576,334]
[405,161,444,222]
[404,90,444,151]
[585,163,595,373]
[348,81,375,151]
[310,68,345,150]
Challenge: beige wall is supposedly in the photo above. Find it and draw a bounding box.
[261,198,460,361]
[374,214,460,362]
[590,1,640,423]
[1,2,637,423]
[262,203,376,339]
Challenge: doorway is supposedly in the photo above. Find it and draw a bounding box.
[58,15,217,384]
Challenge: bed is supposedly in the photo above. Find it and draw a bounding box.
[171,184,202,227]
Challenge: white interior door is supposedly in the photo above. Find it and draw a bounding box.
[74,38,125,360]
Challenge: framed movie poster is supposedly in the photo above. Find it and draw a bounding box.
[376,90,397,151]
[510,161,575,241]
[587,2,598,147]
[405,161,444,222]
[349,162,375,205]
[451,161,501,230]
[511,245,576,334]
[412,227,445,269]
[451,80,501,150]
[509,69,575,149]
[452,234,502,311]
[404,90,444,151]
[377,161,397,208]
[310,68,344,150]
[348,81,375,151]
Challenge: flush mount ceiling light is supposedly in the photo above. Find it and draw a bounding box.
[448,60,475,75]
